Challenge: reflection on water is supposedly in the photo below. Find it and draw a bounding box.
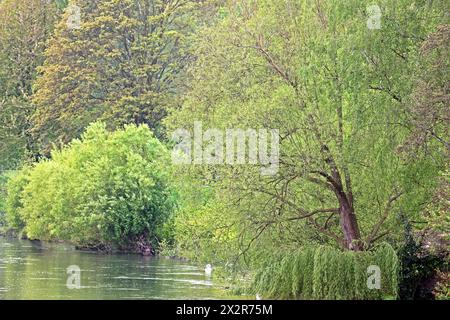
[0,237,239,300]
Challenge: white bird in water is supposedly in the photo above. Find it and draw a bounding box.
[256,294,262,300]
[205,264,212,276]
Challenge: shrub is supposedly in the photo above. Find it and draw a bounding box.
[6,123,176,251]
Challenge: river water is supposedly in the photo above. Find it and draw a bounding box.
[0,237,239,300]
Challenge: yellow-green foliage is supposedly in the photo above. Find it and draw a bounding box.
[6,123,175,248]
[0,172,10,227]
[5,168,30,230]
[32,0,201,152]
[253,244,399,300]
[173,197,240,264]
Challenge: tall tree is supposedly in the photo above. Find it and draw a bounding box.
[167,0,448,255]
[32,0,203,153]
[0,0,60,169]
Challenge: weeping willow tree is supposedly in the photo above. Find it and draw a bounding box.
[252,243,399,300]
[167,0,448,259]
[165,1,447,300]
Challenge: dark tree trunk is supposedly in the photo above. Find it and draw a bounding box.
[338,193,362,251]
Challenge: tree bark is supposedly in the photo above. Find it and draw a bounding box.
[337,192,362,251]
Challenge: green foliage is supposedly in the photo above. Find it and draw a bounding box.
[433,271,450,300]
[253,244,399,300]
[0,0,60,169]
[400,24,449,157]
[0,0,58,98]
[32,0,205,153]
[421,170,450,236]
[54,0,69,10]
[5,168,30,231]
[172,193,240,264]
[0,0,447,300]
[292,246,316,299]
[397,216,449,300]
[6,123,176,249]
[0,98,34,170]
[0,172,9,228]
[313,246,353,300]
[166,0,448,269]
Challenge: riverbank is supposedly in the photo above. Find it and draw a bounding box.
[0,232,178,258]
[0,228,18,239]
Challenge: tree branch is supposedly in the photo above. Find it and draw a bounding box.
[366,191,404,246]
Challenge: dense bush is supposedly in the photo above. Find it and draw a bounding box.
[252,244,399,300]
[6,123,176,251]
